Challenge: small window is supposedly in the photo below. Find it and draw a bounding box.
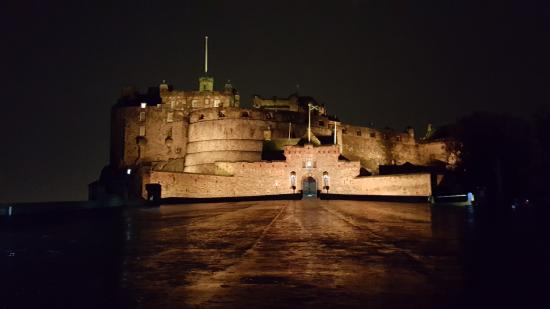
[266,112,273,119]
[241,111,250,117]
[342,128,348,134]
[218,111,225,118]
[396,136,401,141]
[139,126,146,136]
[192,99,198,108]
[323,171,330,187]
[139,111,146,121]
[166,127,173,137]
[356,130,362,136]
[370,132,376,138]
[214,99,221,107]
[140,102,147,108]
[199,114,205,120]
[167,112,174,122]
[318,121,324,126]
[290,171,297,187]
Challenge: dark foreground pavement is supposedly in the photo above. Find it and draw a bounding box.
[123,200,464,308]
[4,199,545,308]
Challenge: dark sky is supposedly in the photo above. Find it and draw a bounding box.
[1,0,548,202]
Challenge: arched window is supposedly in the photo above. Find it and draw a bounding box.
[290,171,297,190]
[323,171,330,191]
[241,111,250,118]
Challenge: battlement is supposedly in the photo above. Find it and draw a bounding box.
[188,106,308,124]
[284,144,340,158]
[340,124,415,145]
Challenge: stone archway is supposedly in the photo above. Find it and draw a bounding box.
[302,176,317,198]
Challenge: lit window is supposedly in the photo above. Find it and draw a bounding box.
[167,112,174,122]
[214,99,221,107]
[370,132,376,138]
[305,160,313,168]
[192,99,198,108]
[323,171,330,187]
[126,169,132,175]
[139,126,146,136]
[139,111,146,121]
[290,171,297,187]
[140,102,147,108]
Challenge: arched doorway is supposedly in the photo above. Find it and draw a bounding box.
[302,177,317,198]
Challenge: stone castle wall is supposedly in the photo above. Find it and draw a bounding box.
[183,107,333,173]
[160,89,234,112]
[111,83,455,183]
[147,162,431,198]
[113,101,454,177]
[145,145,432,199]
[340,123,454,173]
[341,174,431,196]
[112,106,188,168]
[112,101,338,173]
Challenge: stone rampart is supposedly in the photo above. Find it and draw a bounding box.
[340,123,454,173]
[340,174,432,196]
[147,144,432,199]
[114,106,188,168]
[148,170,431,198]
[184,108,333,173]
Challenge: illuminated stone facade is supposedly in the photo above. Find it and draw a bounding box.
[93,74,456,201]
[145,145,433,198]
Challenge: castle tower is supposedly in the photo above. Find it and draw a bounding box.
[198,35,214,92]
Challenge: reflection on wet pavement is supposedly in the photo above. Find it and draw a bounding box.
[1,200,475,308]
[119,200,464,308]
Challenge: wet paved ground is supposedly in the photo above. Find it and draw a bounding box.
[5,199,546,308]
[120,200,465,308]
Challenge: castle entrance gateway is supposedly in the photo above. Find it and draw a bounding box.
[302,177,317,198]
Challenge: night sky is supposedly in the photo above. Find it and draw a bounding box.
[1,0,548,202]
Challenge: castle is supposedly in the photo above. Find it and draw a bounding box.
[90,37,457,202]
